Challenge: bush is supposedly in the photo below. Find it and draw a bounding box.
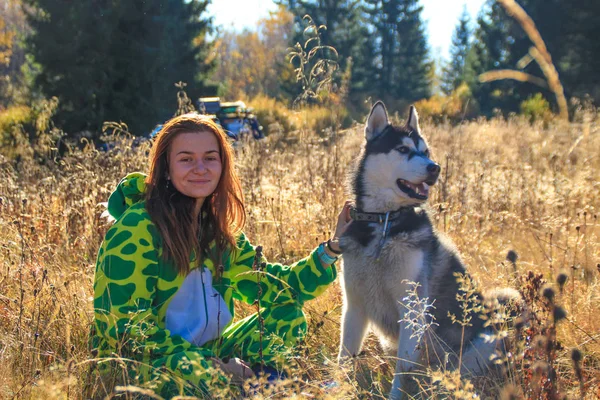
[297,105,352,136]
[249,94,296,136]
[414,82,473,122]
[520,93,552,122]
[0,97,63,161]
[0,104,33,135]
[249,94,352,137]
[0,104,34,158]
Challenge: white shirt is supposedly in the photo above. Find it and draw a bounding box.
[165,267,233,347]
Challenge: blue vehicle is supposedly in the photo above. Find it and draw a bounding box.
[148,114,221,140]
[146,98,264,143]
[198,97,264,141]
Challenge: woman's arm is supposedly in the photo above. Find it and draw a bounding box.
[229,232,337,306]
[229,202,353,306]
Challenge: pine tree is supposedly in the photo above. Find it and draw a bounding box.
[466,1,520,116]
[364,0,399,97]
[24,0,214,138]
[441,6,472,95]
[365,0,431,104]
[394,0,431,101]
[547,0,600,103]
[495,0,559,111]
[466,0,600,115]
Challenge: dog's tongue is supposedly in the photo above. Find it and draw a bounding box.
[416,182,430,197]
[401,180,429,198]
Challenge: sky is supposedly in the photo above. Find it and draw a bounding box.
[207,0,488,61]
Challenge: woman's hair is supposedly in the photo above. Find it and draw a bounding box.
[145,113,246,275]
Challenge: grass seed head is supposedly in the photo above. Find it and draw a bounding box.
[541,285,556,304]
[499,383,523,400]
[506,250,518,264]
[570,348,582,363]
[553,305,567,323]
[556,271,568,290]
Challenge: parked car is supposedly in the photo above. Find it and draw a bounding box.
[148,114,221,140]
[142,98,264,147]
[198,97,264,141]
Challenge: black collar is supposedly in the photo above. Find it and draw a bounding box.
[349,206,412,223]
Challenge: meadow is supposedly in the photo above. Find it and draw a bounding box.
[0,105,598,399]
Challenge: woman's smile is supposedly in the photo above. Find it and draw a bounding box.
[188,178,211,184]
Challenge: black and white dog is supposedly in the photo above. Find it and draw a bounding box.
[338,102,520,399]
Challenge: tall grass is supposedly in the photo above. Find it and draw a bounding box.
[1,105,599,398]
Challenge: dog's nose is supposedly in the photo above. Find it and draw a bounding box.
[427,163,441,176]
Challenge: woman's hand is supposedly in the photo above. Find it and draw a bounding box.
[327,200,353,254]
[212,357,256,385]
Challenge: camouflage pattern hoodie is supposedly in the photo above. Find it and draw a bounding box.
[91,172,337,388]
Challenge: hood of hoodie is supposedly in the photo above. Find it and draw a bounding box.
[107,172,148,220]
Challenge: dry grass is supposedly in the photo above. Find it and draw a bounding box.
[1,110,599,398]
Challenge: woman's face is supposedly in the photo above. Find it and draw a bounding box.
[167,130,223,205]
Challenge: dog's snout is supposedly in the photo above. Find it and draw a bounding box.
[427,163,441,176]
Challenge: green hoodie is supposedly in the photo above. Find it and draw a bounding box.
[91,172,337,395]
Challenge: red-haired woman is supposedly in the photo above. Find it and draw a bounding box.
[91,113,351,397]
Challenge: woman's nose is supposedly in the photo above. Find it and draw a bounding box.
[194,160,207,173]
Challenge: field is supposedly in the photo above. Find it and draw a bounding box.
[0,110,599,399]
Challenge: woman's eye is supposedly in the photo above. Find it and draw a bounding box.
[180,157,192,163]
[398,146,409,154]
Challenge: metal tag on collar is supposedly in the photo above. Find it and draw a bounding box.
[349,207,357,221]
[375,211,391,260]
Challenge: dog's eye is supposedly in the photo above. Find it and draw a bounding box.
[397,146,410,154]
[424,149,430,157]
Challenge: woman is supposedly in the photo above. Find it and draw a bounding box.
[91,113,351,397]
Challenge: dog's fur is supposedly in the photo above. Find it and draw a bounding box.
[338,102,520,399]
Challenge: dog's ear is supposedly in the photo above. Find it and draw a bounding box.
[365,101,389,141]
[406,105,421,133]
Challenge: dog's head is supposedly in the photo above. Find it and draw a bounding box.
[355,101,440,210]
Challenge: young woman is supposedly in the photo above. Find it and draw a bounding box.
[91,113,351,397]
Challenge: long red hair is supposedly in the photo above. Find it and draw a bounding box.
[145,113,246,275]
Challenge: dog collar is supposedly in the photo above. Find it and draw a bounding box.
[349,206,411,223]
[350,206,411,260]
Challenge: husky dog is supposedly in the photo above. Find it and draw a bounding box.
[338,102,520,399]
